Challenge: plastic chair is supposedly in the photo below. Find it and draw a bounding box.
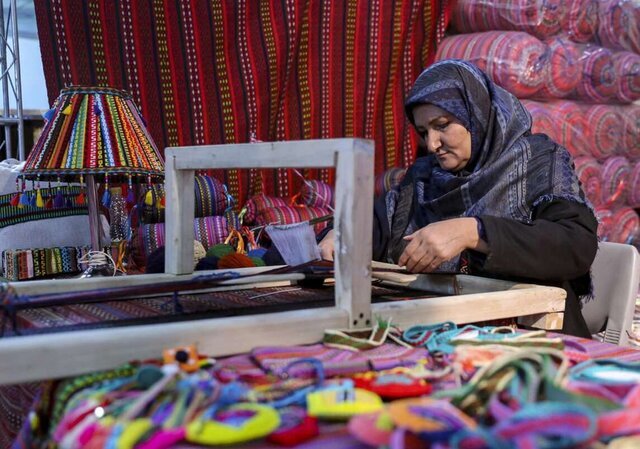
[581,242,640,346]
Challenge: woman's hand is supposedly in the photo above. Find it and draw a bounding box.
[318,229,336,261]
[398,217,485,273]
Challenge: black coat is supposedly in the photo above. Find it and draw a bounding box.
[373,195,598,338]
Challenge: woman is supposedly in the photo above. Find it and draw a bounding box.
[319,59,598,337]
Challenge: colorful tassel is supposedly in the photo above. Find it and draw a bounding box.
[45,197,53,209]
[65,196,73,208]
[126,188,135,205]
[19,192,30,207]
[53,190,65,208]
[102,189,111,207]
[36,189,44,208]
[9,193,19,207]
[144,189,154,206]
[76,191,86,205]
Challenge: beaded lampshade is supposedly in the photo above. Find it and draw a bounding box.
[20,87,164,272]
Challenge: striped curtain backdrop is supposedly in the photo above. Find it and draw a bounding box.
[34,0,450,205]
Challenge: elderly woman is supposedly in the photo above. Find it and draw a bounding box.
[320,59,598,337]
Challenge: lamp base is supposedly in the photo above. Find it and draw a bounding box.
[78,249,120,278]
[79,264,116,278]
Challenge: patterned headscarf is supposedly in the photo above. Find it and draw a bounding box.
[386,59,591,269]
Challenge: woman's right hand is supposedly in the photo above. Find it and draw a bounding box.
[318,229,335,261]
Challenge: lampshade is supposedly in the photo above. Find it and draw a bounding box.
[22,86,164,182]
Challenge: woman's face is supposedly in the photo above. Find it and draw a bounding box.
[412,103,472,172]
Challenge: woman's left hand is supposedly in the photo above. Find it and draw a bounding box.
[398,217,480,273]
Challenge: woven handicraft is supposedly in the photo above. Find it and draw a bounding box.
[0,186,87,229]
[137,216,229,256]
[2,246,94,281]
[34,0,450,205]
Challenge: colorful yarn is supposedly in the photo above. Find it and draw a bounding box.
[1,246,96,281]
[584,105,623,160]
[435,31,548,98]
[564,0,599,43]
[600,156,631,206]
[612,51,640,103]
[450,0,568,39]
[217,253,256,269]
[299,180,334,209]
[597,0,640,54]
[538,37,580,99]
[206,243,235,259]
[573,45,617,103]
[375,167,407,197]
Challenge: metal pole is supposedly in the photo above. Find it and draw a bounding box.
[10,0,24,160]
[85,174,102,252]
[0,0,11,160]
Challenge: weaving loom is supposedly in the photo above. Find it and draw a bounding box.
[0,139,567,386]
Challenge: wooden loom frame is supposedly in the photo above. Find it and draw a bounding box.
[0,138,566,385]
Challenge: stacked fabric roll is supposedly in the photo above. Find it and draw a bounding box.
[442,1,640,245]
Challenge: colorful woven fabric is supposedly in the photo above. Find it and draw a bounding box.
[572,45,617,103]
[22,87,164,181]
[595,206,614,240]
[450,0,568,39]
[564,0,599,43]
[299,180,334,209]
[597,0,640,54]
[435,31,548,98]
[194,175,231,217]
[0,186,86,229]
[243,195,289,225]
[553,100,589,158]
[628,162,640,208]
[609,207,640,244]
[137,215,229,256]
[1,246,94,281]
[0,383,40,449]
[255,205,331,233]
[584,105,623,160]
[620,104,640,160]
[537,37,580,99]
[520,100,561,145]
[600,156,631,206]
[375,167,407,197]
[574,156,603,207]
[612,51,640,103]
[34,0,450,205]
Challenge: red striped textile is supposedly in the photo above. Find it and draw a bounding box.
[565,0,599,43]
[574,156,603,207]
[34,0,451,205]
[584,105,623,160]
[612,51,640,103]
[629,161,640,208]
[620,104,640,160]
[600,156,631,206]
[597,0,640,54]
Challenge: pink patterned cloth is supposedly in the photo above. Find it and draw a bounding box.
[572,45,617,103]
[450,0,568,39]
[552,101,589,158]
[612,51,640,103]
[520,100,561,144]
[628,161,640,208]
[537,37,581,99]
[600,156,631,206]
[597,0,640,54]
[574,156,603,207]
[564,0,599,43]
[435,31,547,98]
[619,104,640,160]
[583,105,623,160]
[609,207,640,244]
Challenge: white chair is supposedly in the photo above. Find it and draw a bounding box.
[581,242,640,346]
